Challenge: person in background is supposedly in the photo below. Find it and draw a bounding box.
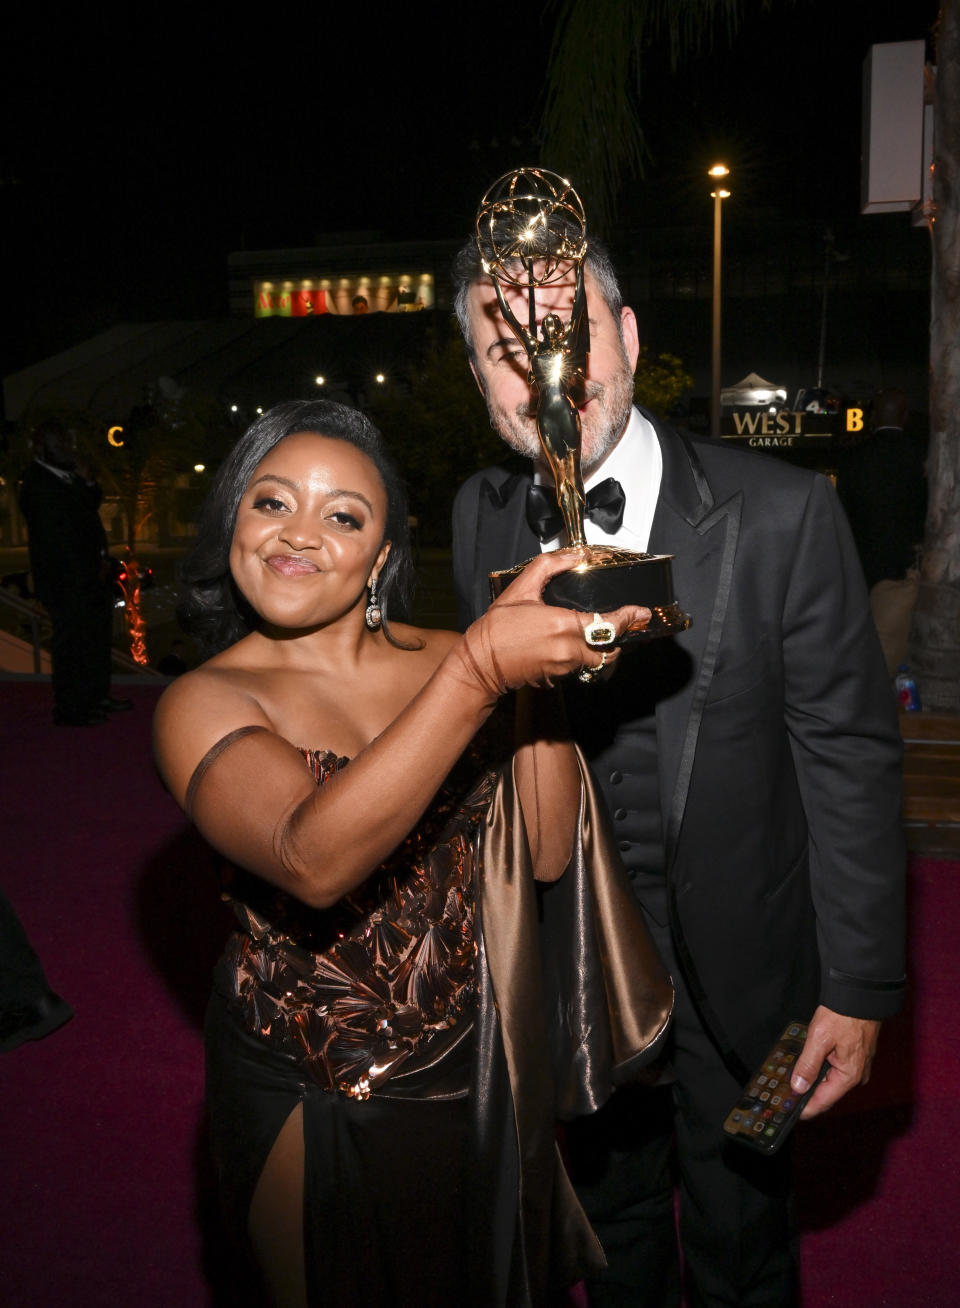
[0,886,73,1053]
[838,388,928,675]
[18,419,132,726]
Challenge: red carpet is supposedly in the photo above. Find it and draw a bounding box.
[2,682,222,1306]
[794,851,959,1307]
[1,680,957,1306]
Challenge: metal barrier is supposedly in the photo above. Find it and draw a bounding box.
[0,585,166,680]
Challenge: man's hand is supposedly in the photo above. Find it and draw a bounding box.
[791,1005,881,1119]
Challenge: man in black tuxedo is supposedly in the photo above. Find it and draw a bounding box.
[18,420,129,726]
[450,236,905,1306]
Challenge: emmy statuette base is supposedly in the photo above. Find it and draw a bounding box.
[489,546,691,641]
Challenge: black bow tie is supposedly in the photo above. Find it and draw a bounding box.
[525,477,626,542]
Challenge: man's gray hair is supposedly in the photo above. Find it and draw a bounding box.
[451,229,624,359]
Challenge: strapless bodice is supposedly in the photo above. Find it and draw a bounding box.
[215,746,495,1099]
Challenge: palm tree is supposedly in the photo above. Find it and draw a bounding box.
[910,0,960,710]
[540,0,770,234]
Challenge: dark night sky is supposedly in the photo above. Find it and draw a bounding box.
[3,1,939,371]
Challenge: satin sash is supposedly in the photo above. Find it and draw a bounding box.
[478,749,674,1299]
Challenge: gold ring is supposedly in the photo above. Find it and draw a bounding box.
[577,650,608,683]
[583,612,616,648]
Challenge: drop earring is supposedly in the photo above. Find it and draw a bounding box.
[365,575,382,631]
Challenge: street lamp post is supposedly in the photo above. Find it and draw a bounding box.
[709,165,730,439]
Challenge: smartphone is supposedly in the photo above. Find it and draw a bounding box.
[722,1020,828,1155]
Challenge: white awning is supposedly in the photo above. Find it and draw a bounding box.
[721,373,788,407]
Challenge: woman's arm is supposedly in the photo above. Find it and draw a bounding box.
[513,688,580,882]
[154,553,648,909]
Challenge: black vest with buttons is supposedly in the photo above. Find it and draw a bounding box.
[565,641,678,892]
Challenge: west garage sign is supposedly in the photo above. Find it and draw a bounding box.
[719,373,864,448]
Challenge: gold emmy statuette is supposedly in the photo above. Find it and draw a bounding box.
[476,166,690,639]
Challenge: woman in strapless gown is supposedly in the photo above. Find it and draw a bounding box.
[154,400,671,1307]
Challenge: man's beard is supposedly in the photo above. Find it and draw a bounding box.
[484,359,635,474]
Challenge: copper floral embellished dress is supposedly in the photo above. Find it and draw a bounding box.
[201,735,673,1306]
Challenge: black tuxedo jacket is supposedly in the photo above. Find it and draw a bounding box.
[452,411,906,1077]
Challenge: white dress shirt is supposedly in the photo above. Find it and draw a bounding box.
[536,407,662,553]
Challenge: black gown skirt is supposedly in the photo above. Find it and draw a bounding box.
[204,987,479,1306]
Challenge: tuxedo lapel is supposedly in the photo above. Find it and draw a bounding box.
[461,419,741,873]
[470,471,541,614]
[646,419,742,871]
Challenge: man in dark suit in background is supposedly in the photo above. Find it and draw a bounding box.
[450,234,905,1306]
[18,419,130,726]
[838,388,928,675]
[838,387,927,591]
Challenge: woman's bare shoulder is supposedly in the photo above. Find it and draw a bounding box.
[153,655,274,802]
[155,642,268,719]
[156,661,242,710]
